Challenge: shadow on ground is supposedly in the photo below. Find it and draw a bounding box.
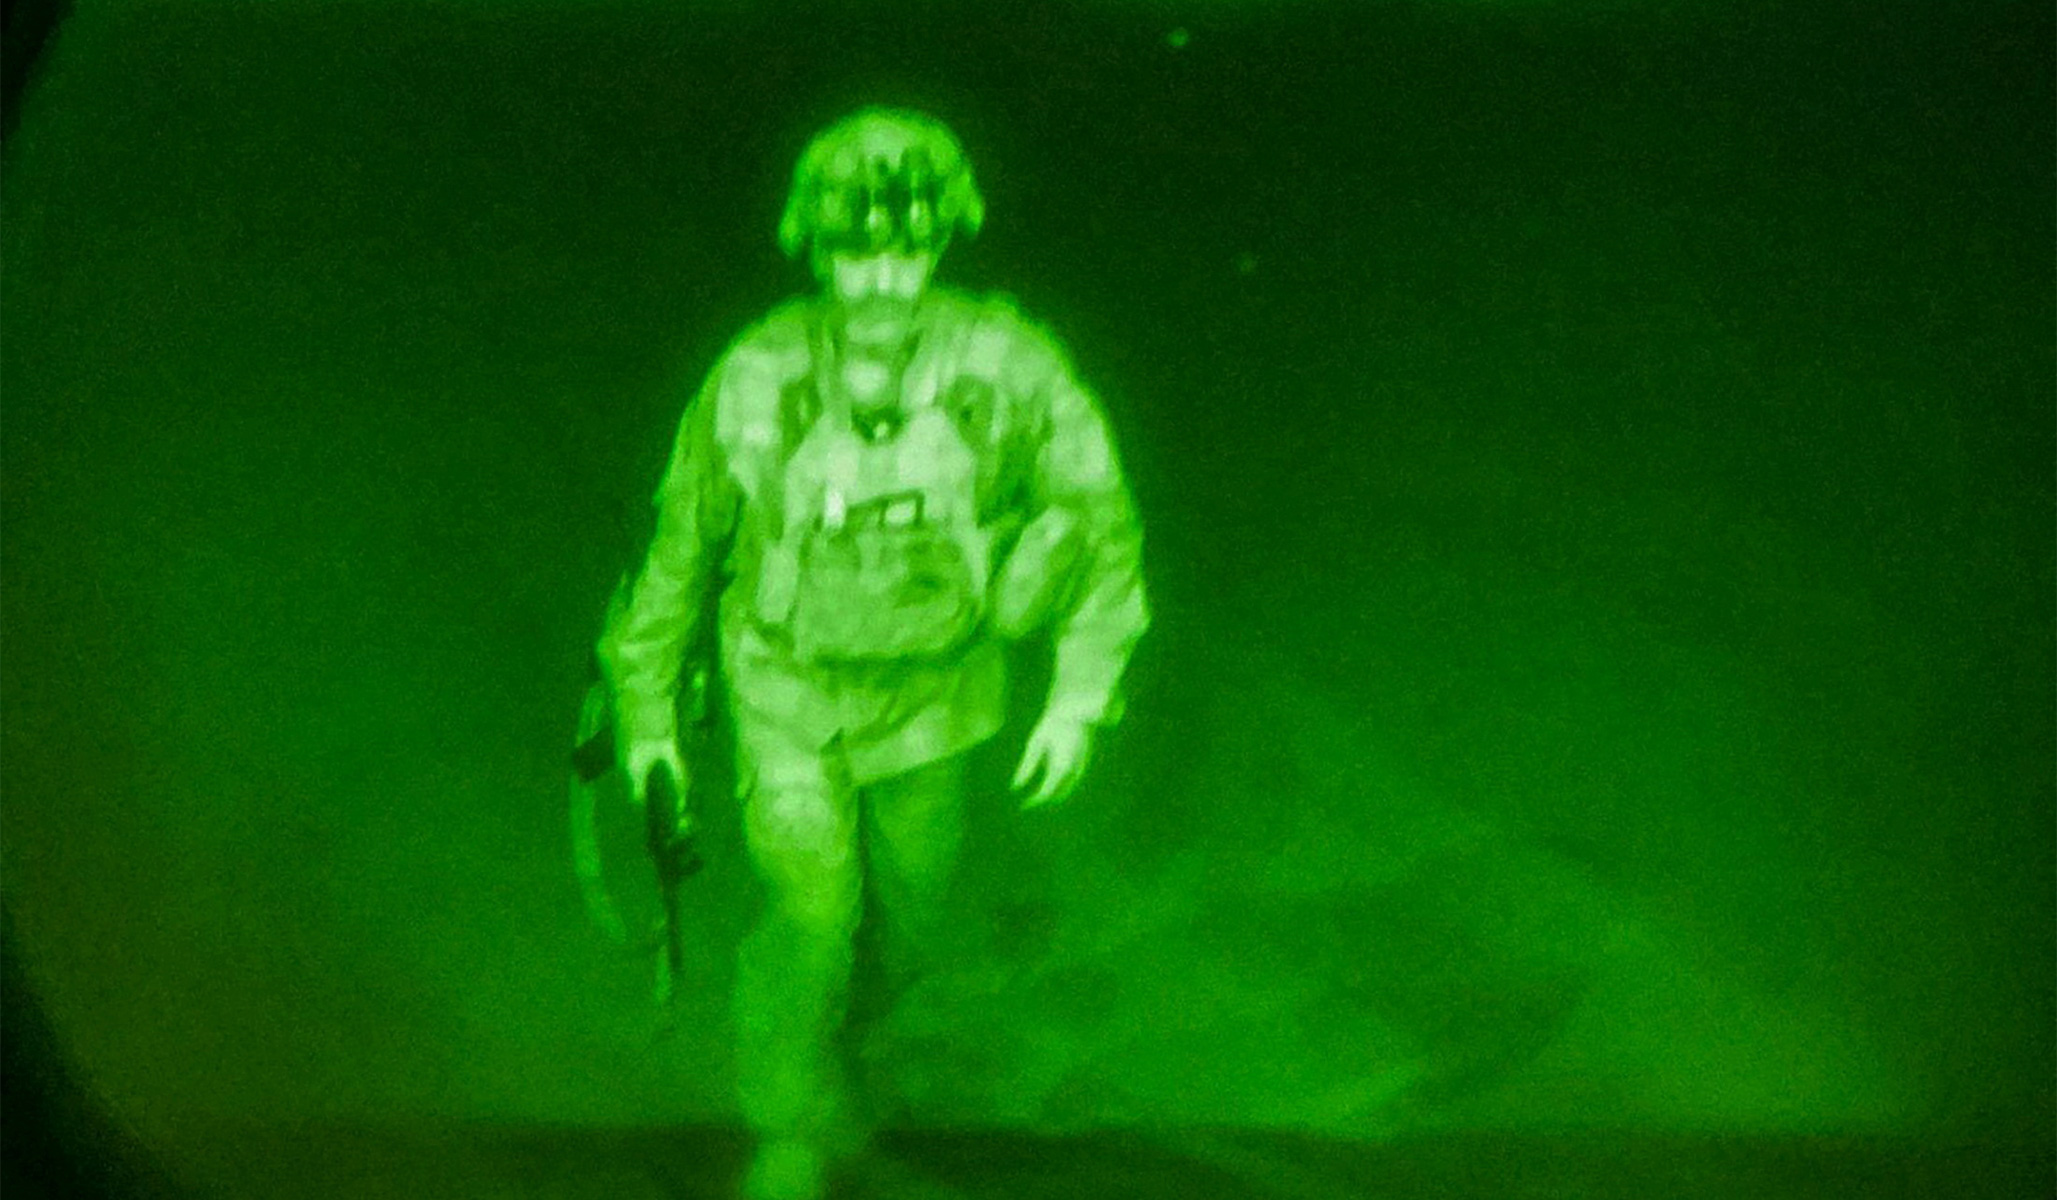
[129,1121,2056,1200]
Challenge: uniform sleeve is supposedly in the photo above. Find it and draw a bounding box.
[597,361,741,749]
[1021,330,1151,728]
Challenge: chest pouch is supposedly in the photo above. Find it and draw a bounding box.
[788,514,982,664]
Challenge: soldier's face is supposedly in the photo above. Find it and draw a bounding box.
[828,250,935,337]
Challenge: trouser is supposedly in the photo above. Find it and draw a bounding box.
[731,737,967,1151]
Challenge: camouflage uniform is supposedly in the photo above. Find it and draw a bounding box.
[599,283,1148,1155]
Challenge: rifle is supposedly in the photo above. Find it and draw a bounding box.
[570,655,711,1012]
[643,674,707,1009]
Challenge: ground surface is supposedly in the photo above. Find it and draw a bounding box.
[110,1123,2051,1200]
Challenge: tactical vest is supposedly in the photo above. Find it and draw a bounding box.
[744,300,1086,665]
[743,309,987,664]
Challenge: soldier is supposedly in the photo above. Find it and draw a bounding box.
[598,107,1150,1200]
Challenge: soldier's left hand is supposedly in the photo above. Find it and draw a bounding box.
[1013,712,1094,810]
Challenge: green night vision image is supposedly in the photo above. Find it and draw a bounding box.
[1,2,2050,1199]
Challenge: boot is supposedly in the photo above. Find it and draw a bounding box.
[741,1138,826,1200]
[742,1092,875,1200]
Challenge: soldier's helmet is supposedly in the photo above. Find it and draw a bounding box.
[778,107,985,269]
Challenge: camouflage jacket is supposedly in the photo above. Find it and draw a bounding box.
[599,286,1149,780]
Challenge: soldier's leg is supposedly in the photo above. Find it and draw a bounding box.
[732,738,867,1199]
[862,753,970,1004]
[850,754,978,1134]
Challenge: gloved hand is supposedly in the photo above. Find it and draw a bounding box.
[1012,711,1094,811]
[625,735,692,826]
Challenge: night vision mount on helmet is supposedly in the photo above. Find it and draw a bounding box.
[778,107,985,266]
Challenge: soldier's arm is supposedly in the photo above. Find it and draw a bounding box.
[598,360,741,751]
[1021,329,1152,728]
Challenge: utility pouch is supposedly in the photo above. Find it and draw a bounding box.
[789,518,982,663]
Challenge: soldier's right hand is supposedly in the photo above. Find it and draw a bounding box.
[624,737,691,815]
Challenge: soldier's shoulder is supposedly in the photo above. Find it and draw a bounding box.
[685,300,814,450]
[722,297,817,379]
[945,287,1049,337]
[944,288,1071,377]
